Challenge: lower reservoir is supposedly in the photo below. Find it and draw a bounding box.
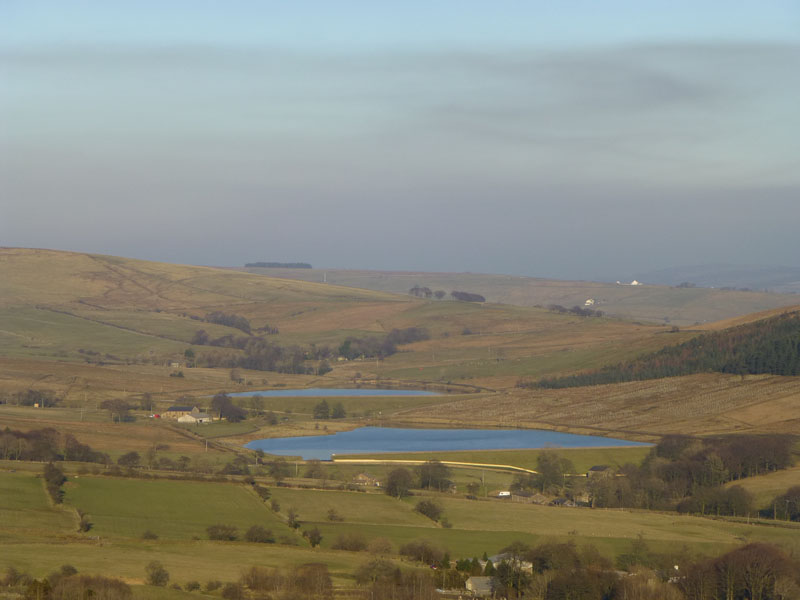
[245,427,648,460]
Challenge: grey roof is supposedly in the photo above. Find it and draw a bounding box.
[166,405,194,412]
[466,577,493,595]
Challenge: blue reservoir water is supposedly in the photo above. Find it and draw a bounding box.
[245,427,648,460]
[229,388,438,398]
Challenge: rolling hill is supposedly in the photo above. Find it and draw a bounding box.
[4,247,800,441]
[0,247,675,402]
[239,266,800,326]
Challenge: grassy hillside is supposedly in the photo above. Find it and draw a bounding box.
[0,247,681,400]
[391,372,800,438]
[539,310,800,388]
[241,266,800,326]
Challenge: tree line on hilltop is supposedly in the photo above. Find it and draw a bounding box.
[408,286,486,302]
[538,311,800,388]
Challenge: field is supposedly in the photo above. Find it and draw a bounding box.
[723,465,800,506]
[64,477,291,540]
[335,446,652,474]
[3,469,800,588]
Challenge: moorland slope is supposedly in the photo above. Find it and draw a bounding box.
[240,266,800,326]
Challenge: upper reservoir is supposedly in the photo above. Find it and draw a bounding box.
[229,388,438,398]
[245,427,648,460]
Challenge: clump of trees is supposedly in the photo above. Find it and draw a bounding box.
[332,532,368,551]
[398,539,448,566]
[244,525,274,543]
[414,499,443,522]
[355,559,439,600]
[450,291,486,303]
[43,463,67,504]
[1,389,58,407]
[239,564,331,600]
[204,312,252,334]
[416,460,452,491]
[540,310,800,388]
[313,401,346,420]
[192,337,310,374]
[1,428,109,464]
[338,327,429,360]
[145,561,169,587]
[207,524,238,541]
[511,452,574,495]
[588,435,794,514]
[210,393,247,422]
[546,304,605,318]
[385,468,414,499]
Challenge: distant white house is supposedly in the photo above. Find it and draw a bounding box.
[584,298,595,306]
[631,280,642,286]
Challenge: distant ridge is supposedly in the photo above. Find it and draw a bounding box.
[634,264,800,293]
[245,261,312,269]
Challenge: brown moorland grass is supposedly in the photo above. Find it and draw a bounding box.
[389,372,800,438]
[241,266,800,326]
[1,248,681,396]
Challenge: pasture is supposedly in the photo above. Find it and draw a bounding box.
[335,446,652,474]
[63,476,290,540]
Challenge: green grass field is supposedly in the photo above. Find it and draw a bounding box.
[0,471,74,539]
[64,476,291,540]
[336,446,652,474]
[724,466,800,507]
[3,467,800,590]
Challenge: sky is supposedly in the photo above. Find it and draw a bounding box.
[2,1,800,281]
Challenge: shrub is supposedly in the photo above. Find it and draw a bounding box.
[76,509,92,532]
[399,539,446,565]
[331,533,367,551]
[141,530,158,540]
[207,524,238,541]
[367,537,394,556]
[185,581,200,592]
[145,561,169,587]
[303,527,323,548]
[244,525,274,544]
[326,508,344,522]
[414,499,443,522]
[221,582,244,600]
[204,580,222,592]
[51,575,132,600]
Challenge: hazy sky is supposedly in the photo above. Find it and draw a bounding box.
[2,1,800,280]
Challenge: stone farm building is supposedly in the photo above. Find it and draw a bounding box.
[465,576,494,597]
[178,410,212,424]
[165,406,211,423]
[352,473,381,487]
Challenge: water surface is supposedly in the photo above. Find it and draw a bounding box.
[246,426,648,460]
